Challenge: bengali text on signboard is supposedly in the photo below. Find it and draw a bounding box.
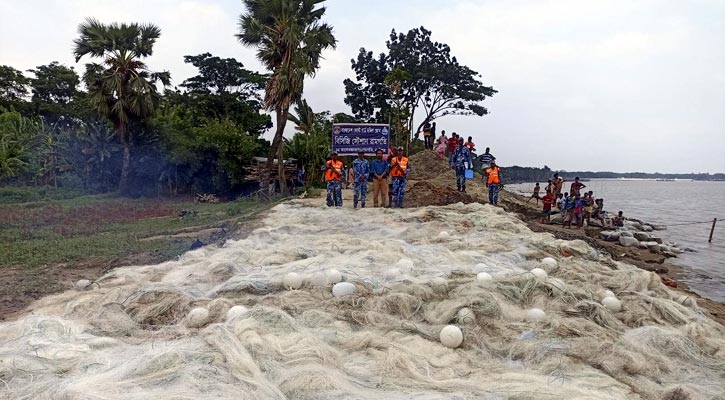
[331,123,390,156]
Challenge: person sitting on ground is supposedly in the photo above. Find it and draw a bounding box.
[390,146,411,208]
[613,210,626,228]
[323,152,344,207]
[464,136,476,153]
[541,191,555,224]
[486,160,503,206]
[352,151,370,208]
[449,137,473,193]
[570,176,586,197]
[527,182,541,204]
[435,131,448,159]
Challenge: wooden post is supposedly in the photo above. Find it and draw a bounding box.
[709,218,717,243]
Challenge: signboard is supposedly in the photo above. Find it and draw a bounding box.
[332,123,390,156]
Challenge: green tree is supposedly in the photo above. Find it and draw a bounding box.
[73,18,171,194]
[0,65,30,112]
[175,52,271,135]
[236,0,336,192]
[343,26,497,140]
[0,111,38,182]
[287,98,316,135]
[27,62,81,126]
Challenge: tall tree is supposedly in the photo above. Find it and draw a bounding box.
[175,52,271,135]
[0,65,30,112]
[236,0,336,192]
[73,18,170,194]
[344,26,497,141]
[27,62,81,126]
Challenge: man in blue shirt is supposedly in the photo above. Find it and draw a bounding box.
[449,137,473,193]
[370,149,389,207]
[352,151,370,208]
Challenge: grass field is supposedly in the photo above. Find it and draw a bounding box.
[0,188,276,318]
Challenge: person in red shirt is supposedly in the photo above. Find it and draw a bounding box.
[447,132,458,155]
[540,192,555,224]
[464,136,476,153]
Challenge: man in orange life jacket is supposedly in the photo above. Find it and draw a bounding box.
[485,160,503,206]
[390,146,411,208]
[323,152,344,207]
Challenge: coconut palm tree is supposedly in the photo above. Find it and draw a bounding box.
[236,0,336,192]
[73,18,170,194]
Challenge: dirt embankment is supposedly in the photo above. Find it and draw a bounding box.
[404,149,724,324]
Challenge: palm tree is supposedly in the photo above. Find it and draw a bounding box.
[236,0,336,192]
[73,18,170,194]
[287,98,315,135]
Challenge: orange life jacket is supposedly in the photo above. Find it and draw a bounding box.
[390,156,409,178]
[325,160,343,181]
[486,166,501,185]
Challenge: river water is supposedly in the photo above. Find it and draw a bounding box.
[507,180,725,302]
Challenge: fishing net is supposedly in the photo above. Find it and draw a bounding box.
[0,201,723,400]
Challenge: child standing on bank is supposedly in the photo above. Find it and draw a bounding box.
[541,191,555,224]
[527,182,541,204]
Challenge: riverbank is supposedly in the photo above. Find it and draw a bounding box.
[405,150,724,324]
[0,193,275,320]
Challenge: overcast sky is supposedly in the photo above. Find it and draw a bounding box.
[1,0,724,173]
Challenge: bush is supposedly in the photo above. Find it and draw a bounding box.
[0,185,88,204]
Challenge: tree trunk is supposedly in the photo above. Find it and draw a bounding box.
[118,126,131,195]
[264,107,290,196]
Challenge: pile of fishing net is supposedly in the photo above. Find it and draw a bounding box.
[0,201,723,399]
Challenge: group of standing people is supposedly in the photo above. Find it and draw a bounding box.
[534,174,623,228]
[322,147,411,209]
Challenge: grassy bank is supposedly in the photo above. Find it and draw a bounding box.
[0,189,276,318]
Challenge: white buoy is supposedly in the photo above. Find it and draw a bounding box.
[225,305,249,321]
[283,272,304,289]
[542,257,558,267]
[185,307,209,328]
[439,325,464,348]
[396,258,415,272]
[438,231,450,239]
[75,279,91,290]
[332,282,356,297]
[601,296,622,313]
[529,268,548,280]
[326,269,343,284]
[526,308,546,322]
[601,290,615,300]
[547,278,566,294]
[456,308,476,324]
[676,295,696,308]
[384,268,401,280]
[309,272,328,287]
[476,272,493,284]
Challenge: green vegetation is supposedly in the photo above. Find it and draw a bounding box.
[344,26,497,148]
[0,194,271,268]
[236,0,337,193]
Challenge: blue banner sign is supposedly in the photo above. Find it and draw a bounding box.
[332,123,390,155]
